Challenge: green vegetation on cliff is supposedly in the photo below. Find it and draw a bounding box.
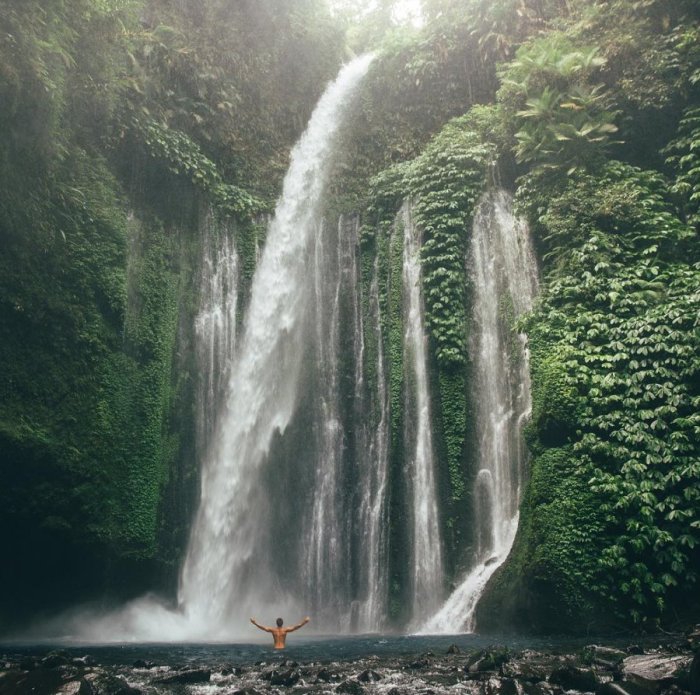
[0,0,342,624]
[346,0,700,629]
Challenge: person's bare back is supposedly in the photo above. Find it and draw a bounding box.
[250,616,310,649]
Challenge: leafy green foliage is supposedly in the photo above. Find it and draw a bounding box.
[0,150,176,557]
[0,0,345,622]
[664,106,700,229]
[518,162,700,623]
[408,116,496,367]
[115,0,343,200]
[137,119,262,214]
[499,35,619,174]
[364,111,497,368]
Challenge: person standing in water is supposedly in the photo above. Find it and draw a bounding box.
[250,616,310,649]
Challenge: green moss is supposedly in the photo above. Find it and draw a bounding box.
[438,370,467,502]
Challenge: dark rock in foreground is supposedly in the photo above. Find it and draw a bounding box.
[155,667,211,684]
[337,679,366,695]
[270,668,301,686]
[622,654,691,695]
[549,663,599,691]
[357,669,382,682]
[317,667,341,682]
[0,638,696,695]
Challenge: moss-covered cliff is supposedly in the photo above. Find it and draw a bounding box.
[0,0,342,626]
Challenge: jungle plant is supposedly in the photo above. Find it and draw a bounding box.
[499,34,619,174]
[664,106,700,230]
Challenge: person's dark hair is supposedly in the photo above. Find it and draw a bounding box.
[276,618,283,627]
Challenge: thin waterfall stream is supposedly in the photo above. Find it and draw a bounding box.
[401,202,445,627]
[420,189,538,634]
[195,216,240,458]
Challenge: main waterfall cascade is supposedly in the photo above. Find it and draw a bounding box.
[420,189,539,634]
[179,54,378,637]
[400,203,445,626]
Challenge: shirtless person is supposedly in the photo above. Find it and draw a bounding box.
[250,616,310,649]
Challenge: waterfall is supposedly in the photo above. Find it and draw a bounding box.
[302,215,390,632]
[401,202,445,626]
[354,254,390,632]
[302,215,350,629]
[179,54,375,637]
[194,216,240,454]
[420,189,538,634]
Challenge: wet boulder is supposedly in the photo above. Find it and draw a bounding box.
[270,668,301,686]
[481,676,508,695]
[503,654,565,684]
[260,665,277,680]
[470,657,496,674]
[585,646,627,670]
[42,651,72,669]
[336,679,366,695]
[549,663,599,692]
[621,654,691,695]
[131,660,155,670]
[466,648,511,675]
[56,680,94,695]
[447,645,462,655]
[155,668,211,685]
[596,682,638,695]
[90,674,142,695]
[408,658,431,670]
[357,669,382,683]
[317,668,341,683]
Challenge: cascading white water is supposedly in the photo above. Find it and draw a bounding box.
[401,202,445,625]
[420,188,538,634]
[303,215,348,629]
[195,217,240,452]
[41,60,382,642]
[302,214,390,633]
[354,255,390,632]
[179,54,375,637]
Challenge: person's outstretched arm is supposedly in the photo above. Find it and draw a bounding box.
[286,616,310,632]
[250,617,272,632]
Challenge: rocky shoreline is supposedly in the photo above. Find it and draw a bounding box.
[1,638,698,695]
